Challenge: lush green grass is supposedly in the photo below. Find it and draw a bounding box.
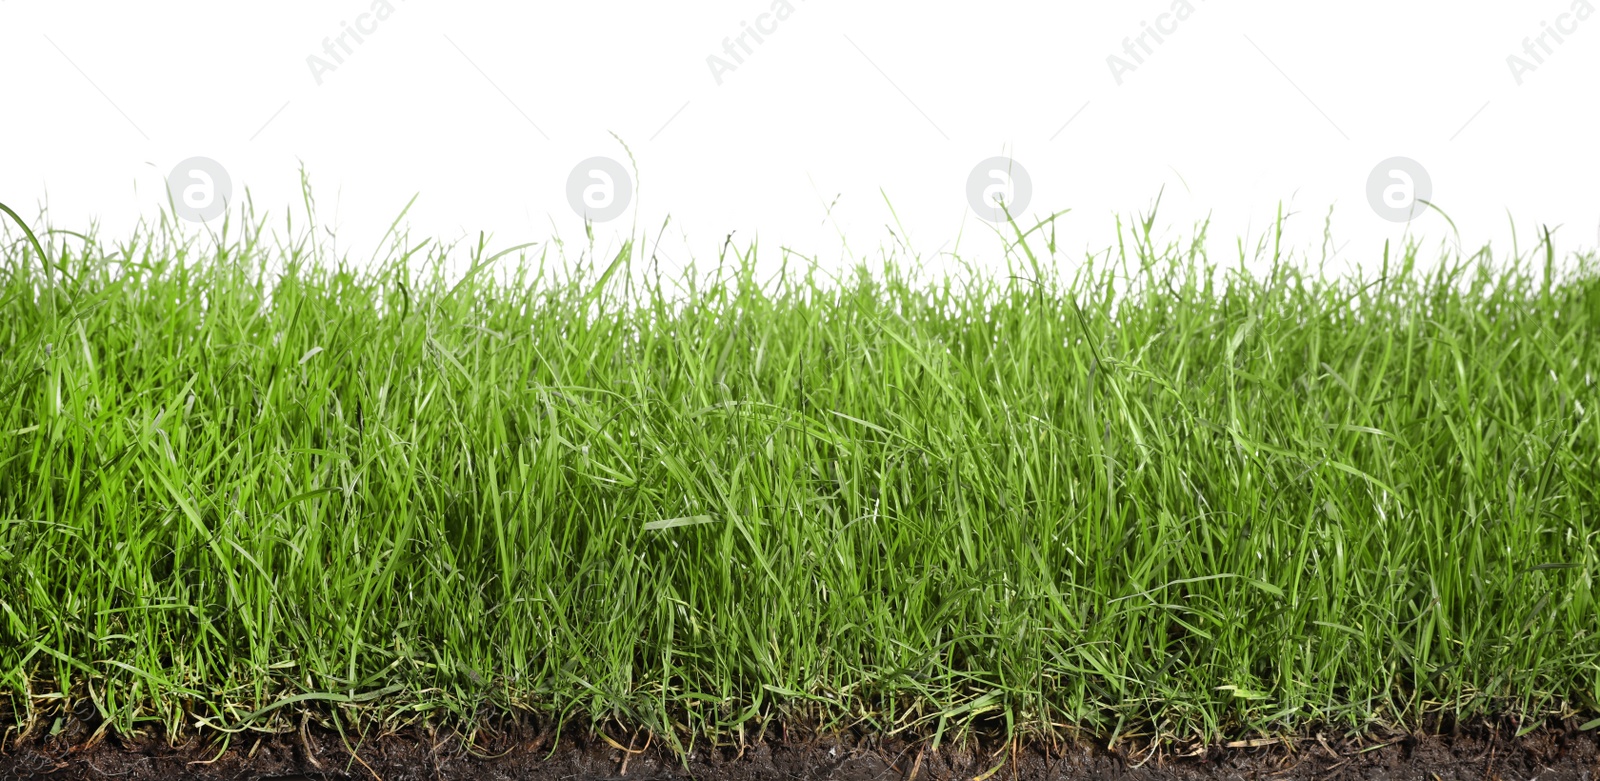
[2,204,1599,752]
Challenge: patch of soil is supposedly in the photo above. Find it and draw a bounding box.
[3,720,1597,781]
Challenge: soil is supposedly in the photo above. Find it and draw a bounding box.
[3,719,1597,781]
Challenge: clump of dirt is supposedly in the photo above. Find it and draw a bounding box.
[3,719,1597,780]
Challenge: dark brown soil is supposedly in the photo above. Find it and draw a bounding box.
[4,720,1597,781]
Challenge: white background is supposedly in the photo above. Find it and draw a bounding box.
[2,1,1597,277]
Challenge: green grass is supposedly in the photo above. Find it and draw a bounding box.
[2,202,1599,752]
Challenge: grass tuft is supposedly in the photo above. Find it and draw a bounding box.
[2,205,1598,749]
